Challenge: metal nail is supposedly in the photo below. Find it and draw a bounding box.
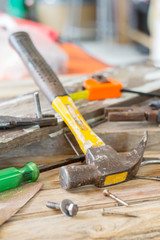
[64,132,80,156]
[134,175,160,181]
[103,189,129,207]
[101,208,138,218]
[34,92,42,119]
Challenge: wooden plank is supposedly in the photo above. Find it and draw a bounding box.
[0,156,160,239]
[1,62,160,239]
[1,62,160,155]
[1,201,160,240]
[1,120,160,160]
[0,124,60,155]
[0,182,43,226]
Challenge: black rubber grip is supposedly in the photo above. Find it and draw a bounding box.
[9,32,67,103]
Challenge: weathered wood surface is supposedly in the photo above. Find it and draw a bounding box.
[1,62,160,239]
[1,61,160,156]
[1,153,160,239]
[0,182,43,226]
[1,121,160,160]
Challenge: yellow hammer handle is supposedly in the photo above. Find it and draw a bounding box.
[52,96,104,153]
[9,32,105,154]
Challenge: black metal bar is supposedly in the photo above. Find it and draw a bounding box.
[39,154,85,173]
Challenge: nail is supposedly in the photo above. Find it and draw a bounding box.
[34,92,42,119]
[101,208,138,217]
[103,189,129,207]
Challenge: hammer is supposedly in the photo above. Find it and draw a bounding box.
[9,32,147,189]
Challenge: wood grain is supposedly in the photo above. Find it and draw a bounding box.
[1,62,160,156]
[1,120,160,160]
[0,182,43,226]
[0,160,160,240]
[1,62,160,239]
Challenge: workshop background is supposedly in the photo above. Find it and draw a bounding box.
[0,0,158,81]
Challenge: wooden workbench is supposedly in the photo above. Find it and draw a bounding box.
[1,61,160,239]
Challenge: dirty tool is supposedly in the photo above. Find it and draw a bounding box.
[0,155,85,192]
[0,115,56,129]
[103,189,129,207]
[1,154,159,192]
[0,91,56,130]
[9,31,147,190]
[46,199,78,217]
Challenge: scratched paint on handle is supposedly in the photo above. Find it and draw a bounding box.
[52,96,104,153]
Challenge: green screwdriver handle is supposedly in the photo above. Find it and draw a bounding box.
[0,162,39,192]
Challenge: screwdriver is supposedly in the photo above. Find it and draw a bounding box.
[0,155,85,192]
[2,154,159,192]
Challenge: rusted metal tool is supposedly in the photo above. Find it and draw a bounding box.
[0,92,57,130]
[59,132,147,189]
[9,31,148,190]
[0,91,56,130]
[0,115,56,129]
[105,104,160,123]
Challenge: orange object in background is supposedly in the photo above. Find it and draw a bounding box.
[0,13,111,81]
[60,42,111,74]
[83,77,123,101]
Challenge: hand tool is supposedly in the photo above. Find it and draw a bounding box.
[0,91,56,130]
[103,189,129,207]
[1,152,158,192]
[101,208,138,218]
[46,199,78,217]
[9,31,147,190]
[0,182,42,226]
[0,115,56,129]
[0,154,85,192]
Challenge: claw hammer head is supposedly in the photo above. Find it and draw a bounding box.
[60,132,147,189]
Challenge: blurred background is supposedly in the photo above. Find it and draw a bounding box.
[0,0,159,80]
